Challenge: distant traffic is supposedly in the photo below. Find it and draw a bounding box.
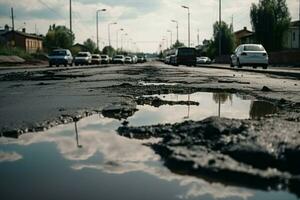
[48,49,147,67]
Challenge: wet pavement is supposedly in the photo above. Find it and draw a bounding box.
[0,62,299,199]
[0,113,298,200]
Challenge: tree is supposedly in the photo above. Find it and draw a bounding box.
[171,40,185,49]
[250,0,291,51]
[44,24,75,51]
[83,38,96,53]
[212,21,235,56]
[102,46,115,57]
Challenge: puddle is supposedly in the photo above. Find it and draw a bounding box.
[137,81,177,86]
[130,92,277,126]
[0,92,286,200]
[0,115,297,200]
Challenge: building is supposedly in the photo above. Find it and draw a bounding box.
[283,20,300,49]
[234,27,255,45]
[0,26,43,53]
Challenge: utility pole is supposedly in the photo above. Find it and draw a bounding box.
[69,0,72,32]
[219,0,222,56]
[11,7,15,30]
[182,6,190,47]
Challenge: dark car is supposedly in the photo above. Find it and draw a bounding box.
[137,55,146,63]
[174,47,197,66]
[48,49,73,67]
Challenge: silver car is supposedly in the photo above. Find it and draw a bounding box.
[48,49,73,67]
[74,52,92,66]
[230,44,268,69]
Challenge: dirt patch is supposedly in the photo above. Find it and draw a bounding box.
[118,116,300,197]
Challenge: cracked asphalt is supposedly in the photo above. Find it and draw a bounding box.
[0,61,299,134]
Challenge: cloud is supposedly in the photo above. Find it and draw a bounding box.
[0,151,22,162]
[0,0,298,52]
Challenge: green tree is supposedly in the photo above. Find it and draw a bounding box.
[250,0,291,51]
[102,46,115,57]
[212,21,235,56]
[171,40,185,49]
[83,38,96,53]
[44,24,75,51]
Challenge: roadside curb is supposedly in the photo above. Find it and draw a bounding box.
[197,64,300,79]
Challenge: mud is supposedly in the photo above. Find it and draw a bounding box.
[136,96,199,107]
[118,116,300,196]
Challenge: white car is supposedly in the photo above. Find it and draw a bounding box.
[100,55,110,64]
[112,55,125,64]
[197,57,211,64]
[74,52,92,66]
[230,44,268,69]
[125,56,133,64]
[91,54,101,64]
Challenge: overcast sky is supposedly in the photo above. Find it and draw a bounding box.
[0,0,298,53]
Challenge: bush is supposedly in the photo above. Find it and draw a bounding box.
[0,46,33,60]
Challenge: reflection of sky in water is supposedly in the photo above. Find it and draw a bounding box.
[0,106,292,200]
[130,93,251,126]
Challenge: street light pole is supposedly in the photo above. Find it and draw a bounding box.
[171,20,179,42]
[96,9,106,51]
[69,0,72,32]
[108,22,117,47]
[219,0,222,56]
[116,28,124,50]
[182,5,190,47]
[121,33,128,50]
[167,30,172,48]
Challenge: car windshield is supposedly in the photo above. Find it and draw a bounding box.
[101,56,108,59]
[115,56,123,59]
[77,53,88,57]
[92,55,99,58]
[244,45,265,51]
[50,50,67,56]
[177,48,195,56]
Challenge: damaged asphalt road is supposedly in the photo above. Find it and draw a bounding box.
[0,62,299,196]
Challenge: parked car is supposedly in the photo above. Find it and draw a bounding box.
[100,55,109,64]
[164,55,171,64]
[197,56,211,64]
[74,52,92,66]
[48,49,73,67]
[91,54,101,64]
[169,55,177,66]
[112,55,125,64]
[230,44,268,69]
[174,47,197,66]
[137,55,146,63]
[125,56,133,64]
[131,55,138,64]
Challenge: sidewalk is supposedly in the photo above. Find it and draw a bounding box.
[197,64,300,79]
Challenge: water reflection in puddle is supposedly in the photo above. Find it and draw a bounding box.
[129,92,277,126]
[0,93,289,200]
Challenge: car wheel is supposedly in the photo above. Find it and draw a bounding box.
[230,60,234,67]
[56,64,59,67]
[263,65,268,69]
[237,59,242,68]
[253,66,257,69]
